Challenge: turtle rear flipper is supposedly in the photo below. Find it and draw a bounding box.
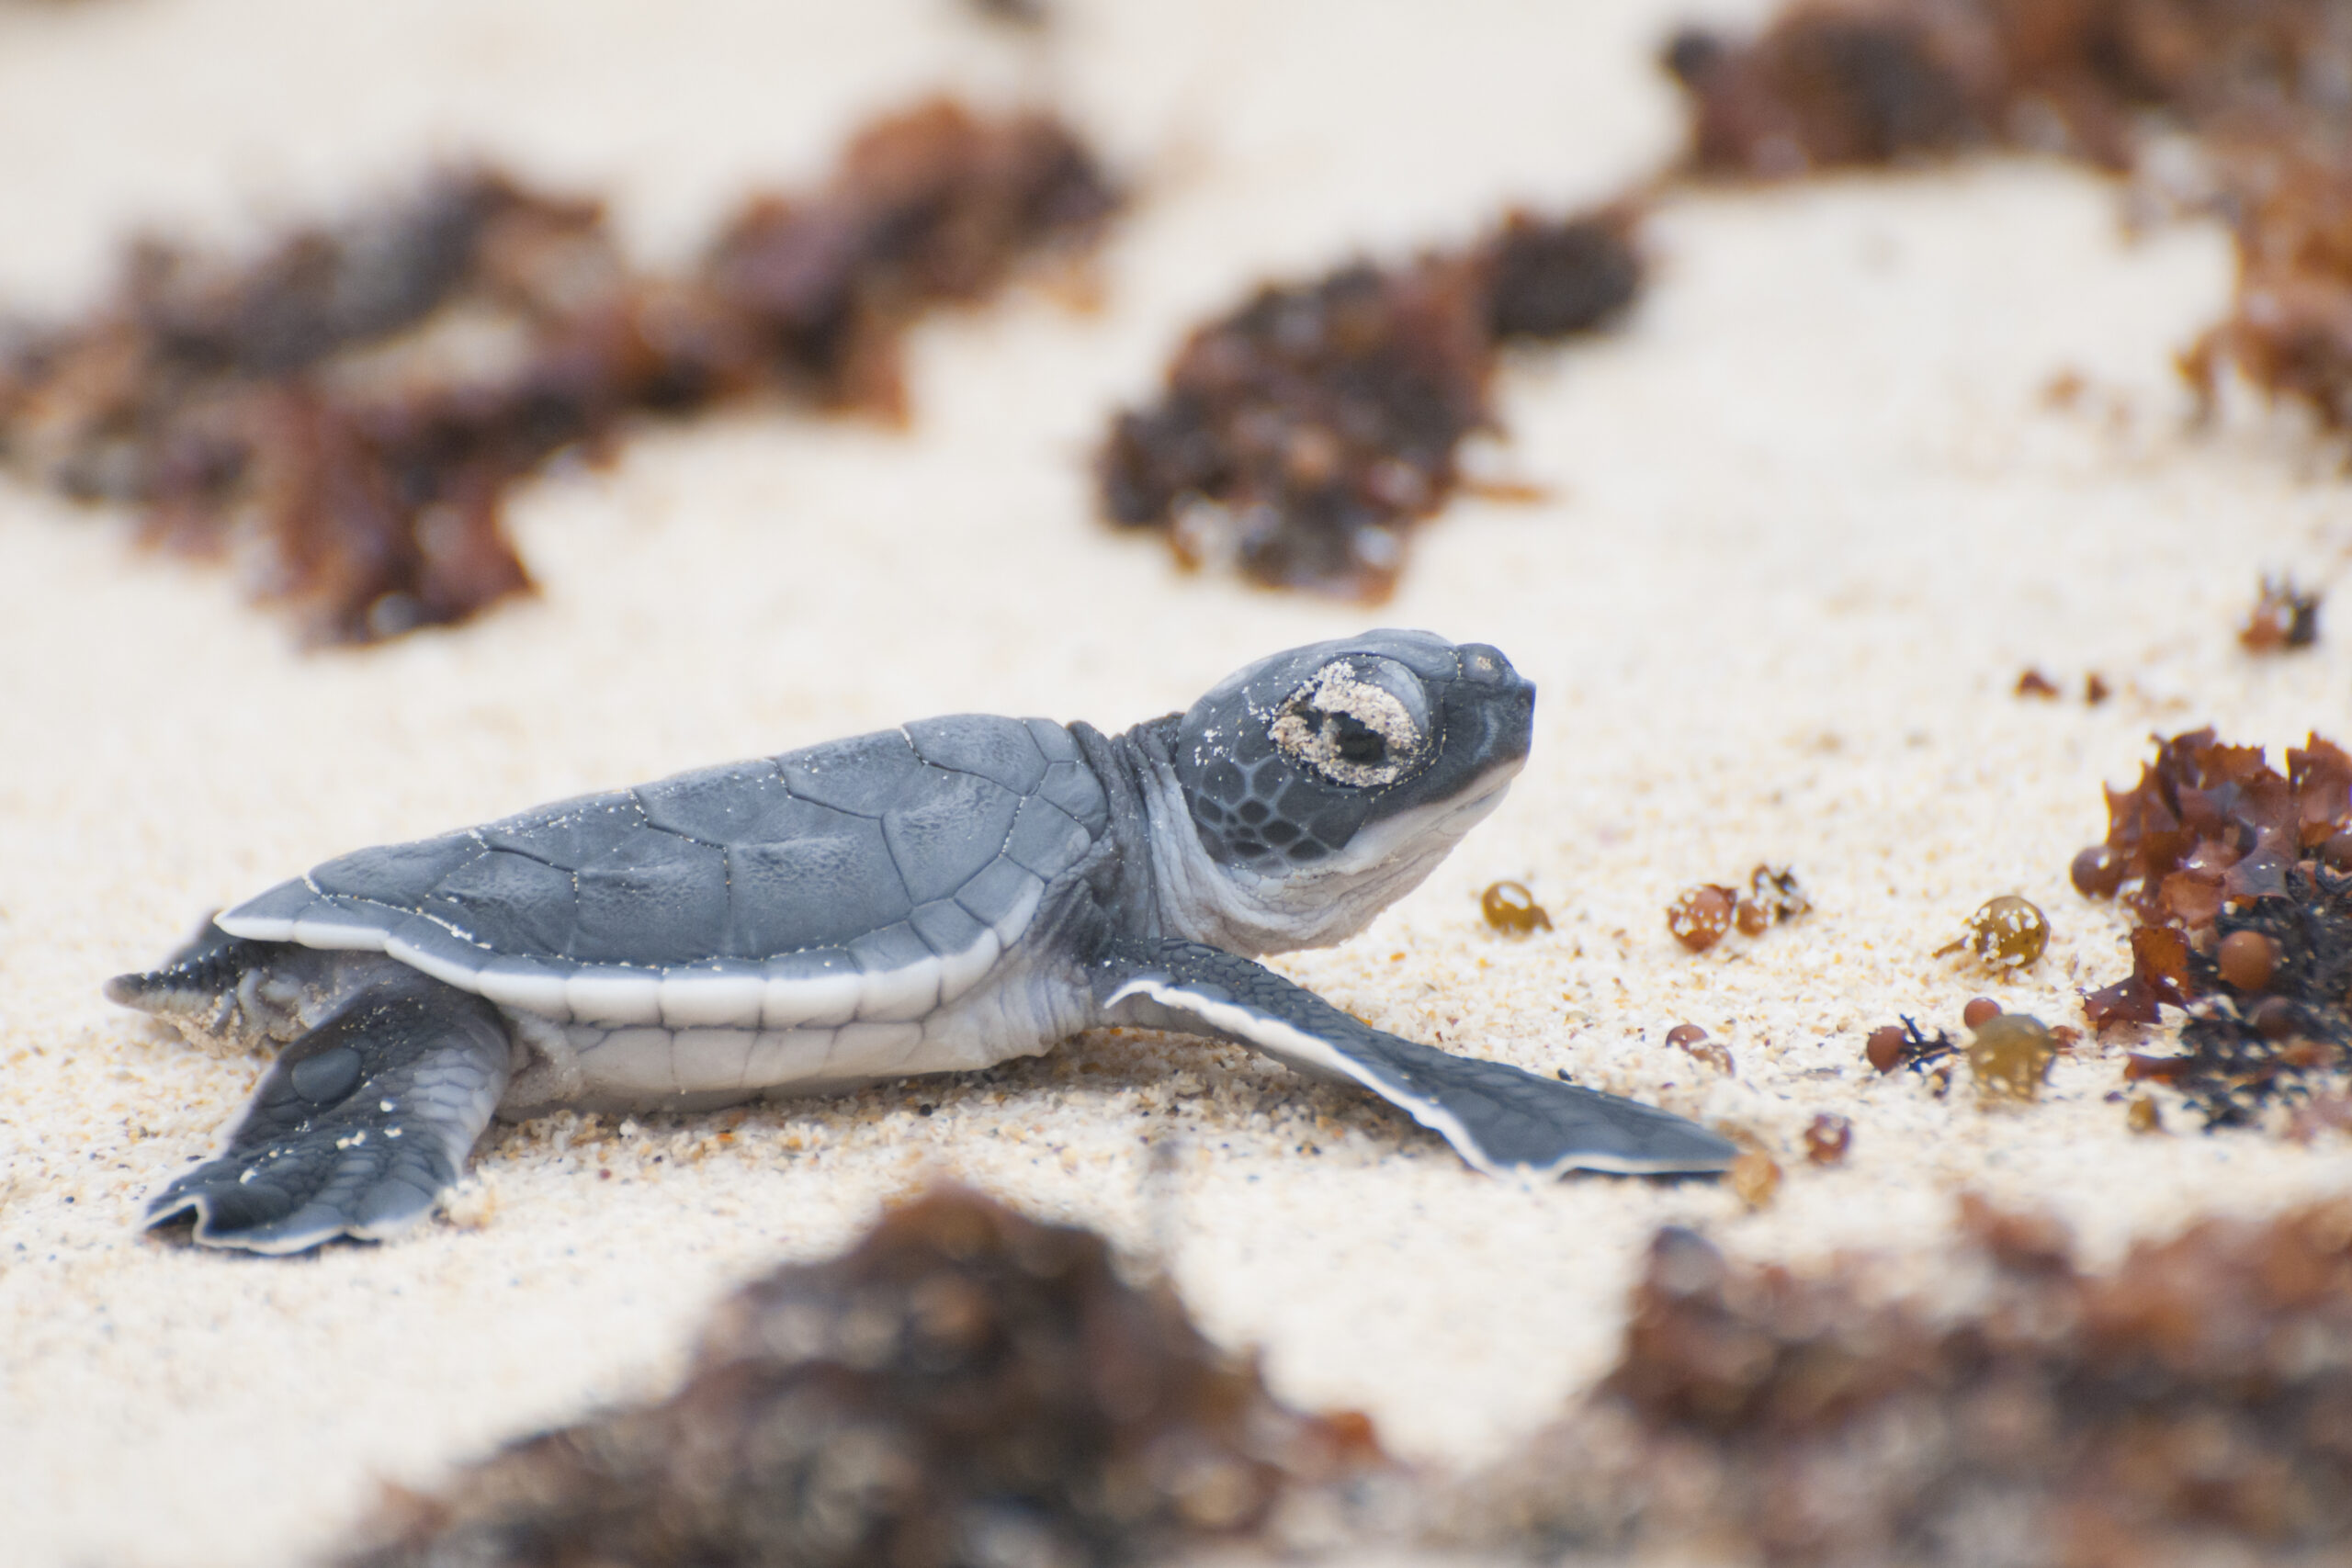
[144,964,512,1254]
[108,929,397,1054]
[106,927,280,1048]
[1091,939,1738,1179]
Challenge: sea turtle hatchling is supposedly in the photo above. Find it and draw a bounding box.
[114,630,1736,1253]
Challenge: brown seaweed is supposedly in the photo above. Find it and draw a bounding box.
[0,100,1118,644]
[2239,572,2324,651]
[1664,0,2352,439]
[1097,209,1640,598]
[1863,1014,1958,1078]
[340,1188,1376,1568]
[2145,863,2352,1126]
[1665,0,2351,178]
[1452,1195,2352,1567]
[2074,729,2352,1124]
[1663,6,1999,176]
[324,1181,2352,1567]
[704,99,1117,422]
[2072,728,2350,933]
[2182,136,2352,434]
[1662,0,2352,440]
[0,169,590,639]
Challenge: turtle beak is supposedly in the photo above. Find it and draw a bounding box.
[1452,644,1534,773]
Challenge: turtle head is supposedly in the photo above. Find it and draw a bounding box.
[1160,630,1534,950]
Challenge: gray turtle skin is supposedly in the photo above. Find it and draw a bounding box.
[113,630,1736,1253]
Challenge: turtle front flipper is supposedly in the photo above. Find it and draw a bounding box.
[142,963,512,1254]
[1091,939,1737,1179]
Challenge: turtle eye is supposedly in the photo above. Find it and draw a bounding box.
[1332,714,1389,766]
[1269,657,1429,787]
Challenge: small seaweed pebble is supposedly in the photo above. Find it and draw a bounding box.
[1729,1152,1781,1208]
[1667,885,1736,953]
[2217,930,2278,992]
[1480,880,1552,934]
[1948,896,2049,969]
[1802,1113,1851,1165]
[1968,1014,2056,1102]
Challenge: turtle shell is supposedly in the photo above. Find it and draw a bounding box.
[215,716,1110,1029]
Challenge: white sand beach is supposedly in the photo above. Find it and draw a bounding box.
[4,1,2350,1562]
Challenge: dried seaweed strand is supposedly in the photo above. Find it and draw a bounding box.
[1663,0,2352,441]
[1450,1195,2352,1566]
[0,99,1118,644]
[338,1188,1376,1568]
[1097,208,1641,599]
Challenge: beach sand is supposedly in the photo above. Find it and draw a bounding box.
[4,1,2350,1562]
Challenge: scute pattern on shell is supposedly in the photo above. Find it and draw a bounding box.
[221,716,1107,986]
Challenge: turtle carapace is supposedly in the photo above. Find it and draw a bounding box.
[114,631,1736,1252]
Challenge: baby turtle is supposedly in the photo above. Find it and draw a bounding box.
[115,631,1736,1252]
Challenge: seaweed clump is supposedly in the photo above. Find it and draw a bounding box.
[2075,728,2352,1125]
[2183,137,2352,435]
[1663,0,2352,446]
[340,1188,1376,1568]
[1663,0,2352,178]
[2239,572,2324,651]
[1663,6,1998,175]
[0,99,1117,644]
[2122,863,2352,1126]
[1451,1196,2352,1567]
[0,169,599,641]
[1098,208,1641,598]
[703,99,1119,422]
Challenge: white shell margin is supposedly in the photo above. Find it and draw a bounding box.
[216,897,1009,1032]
